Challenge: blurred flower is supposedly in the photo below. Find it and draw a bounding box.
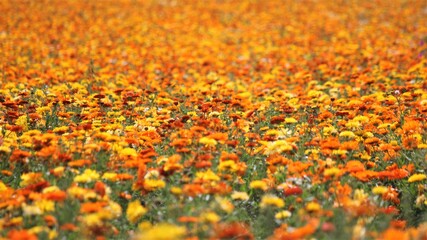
[199,137,218,147]
[135,223,186,240]
[260,194,285,208]
[306,202,321,212]
[231,191,249,201]
[250,180,268,191]
[74,169,100,183]
[200,211,220,223]
[127,200,147,224]
[143,179,166,191]
[408,173,426,183]
[275,210,292,219]
[372,186,388,195]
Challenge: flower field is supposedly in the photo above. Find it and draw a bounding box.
[1,0,427,239]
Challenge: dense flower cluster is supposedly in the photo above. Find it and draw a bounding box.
[1,0,427,239]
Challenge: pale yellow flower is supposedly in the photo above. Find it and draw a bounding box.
[231,191,249,201]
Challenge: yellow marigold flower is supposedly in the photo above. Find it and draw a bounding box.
[275,210,292,219]
[218,160,239,172]
[20,173,43,187]
[67,186,96,200]
[417,143,427,149]
[216,197,234,213]
[323,126,337,136]
[408,173,427,183]
[372,186,388,195]
[324,167,341,177]
[28,226,56,239]
[34,199,55,213]
[285,117,297,123]
[107,201,122,218]
[74,169,100,183]
[102,172,118,181]
[199,137,218,147]
[265,129,280,136]
[143,179,166,191]
[339,131,356,138]
[250,180,268,191]
[52,166,65,177]
[260,194,285,208]
[0,181,7,192]
[231,191,250,201]
[120,147,138,158]
[136,223,186,240]
[15,115,28,131]
[196,169,220,182]
[354,189,368,202]
[306,202,321,212]
[0,145,11,153]
[52,126,69,134]
[187,111,197,117]
[138,221,152,231]
[259,140,293,155]
[363,131,374,138]
[208,111,221,117]
[170,187,183,195]
[353,115,369,123]
[345,120,361,129]
[42,186,60,193]
[127,200,147,224]
[237,91,251,99]
[200,211,220,223]
[332,149,347,155]
[9,217,23,226]
[82,213,102,227]
[378,123,392,129]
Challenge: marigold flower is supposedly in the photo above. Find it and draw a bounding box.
[120,147,138,158]
[143,179,166,191]
[136,223,186,240]
[408,173,427,183]
[285,117,297,123]
[249,180,268,191]
[218,160,239,172]
[102,172,118,181]
[231,191,250,201]
[170,187,183,195]
[195,169,220,182]
[0,180,7,192]
[306,202,321,212]
[339,131,356,138]
[275,210,292,219]
[372,186,388,195]
[324,167,341,177]
[259,140,293,155]
[20,173,43,187]
[126,200,147,224]
[216,197,234,213]
[74,169,100,183]
[200,211,221,223]
[34,199,55,213]
[260,194,285,208]
[199,137,218,147]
